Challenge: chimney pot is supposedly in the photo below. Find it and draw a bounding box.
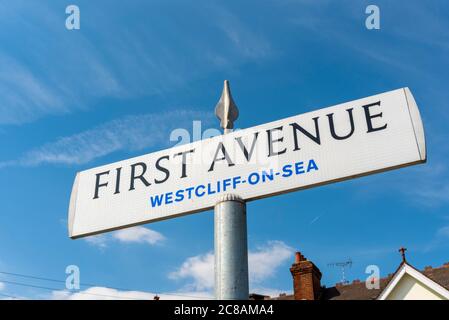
[290,250,322,300]
[295,252,303,263]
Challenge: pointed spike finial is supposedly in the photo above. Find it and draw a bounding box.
[215,80,239,132]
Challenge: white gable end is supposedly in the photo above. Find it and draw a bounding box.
[386,273,446,300]
[378,264,449,300]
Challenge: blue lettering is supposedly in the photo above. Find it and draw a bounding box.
[295,161,305,174]
[307,159,319,172]
[150,194,164,207]
[282,164,293,177]
[207,183,216,195]
[223,178,231,191]
[150,159,319,209]
[186,187,194,199]
[195,185,206,197]
[262,169,274,182]
[165,192,173,204]
[175,190,184,202]
[248,172,260,185]
[232,176,242,189]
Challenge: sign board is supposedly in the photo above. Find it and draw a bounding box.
[68,88,426,238]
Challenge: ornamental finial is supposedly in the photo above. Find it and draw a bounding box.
[399,247,407,263]
[215,80,239,133]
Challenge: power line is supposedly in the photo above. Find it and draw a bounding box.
[0,279,147,300]
[0,292,18,299]
[0,271,67,285]
[0,270,212,299]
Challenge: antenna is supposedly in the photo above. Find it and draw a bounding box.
[328,258,353,285]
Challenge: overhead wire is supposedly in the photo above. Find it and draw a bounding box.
[0,270,212,299]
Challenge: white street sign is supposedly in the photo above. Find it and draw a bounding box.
[68,88,426,238]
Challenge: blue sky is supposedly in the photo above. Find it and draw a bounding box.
[0,0,449,299]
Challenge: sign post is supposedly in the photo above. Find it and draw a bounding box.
[68,83,426,300]
[214,81,249,300]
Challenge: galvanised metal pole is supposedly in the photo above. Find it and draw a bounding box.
[215,194,248,300]
[214,80,249,300]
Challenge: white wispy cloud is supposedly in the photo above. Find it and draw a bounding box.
[84,235,109,249]
[169,252,215,291]
[248,241,294,283]
[436,226,449,239]
[0,110,210,168]
[50,287,212,300]
[0,3,122,125]
[0,53,66,124]
[410,184,449,206]
[0,2,272,125]
[211,5,271,60]
[113,227,165,245]
[355,157,449,208]
[85,226,165,249]
[169,241,294,293]
[416,223,449,253]
[0,282,5,291]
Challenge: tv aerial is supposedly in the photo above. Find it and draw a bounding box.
[328,258,353,285]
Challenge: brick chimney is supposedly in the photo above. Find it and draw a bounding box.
[290,251,322,300]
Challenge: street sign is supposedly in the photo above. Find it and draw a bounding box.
[68,87,426,238]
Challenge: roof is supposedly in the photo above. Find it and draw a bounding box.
[268,262,449,300]
[377,262,449,299]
